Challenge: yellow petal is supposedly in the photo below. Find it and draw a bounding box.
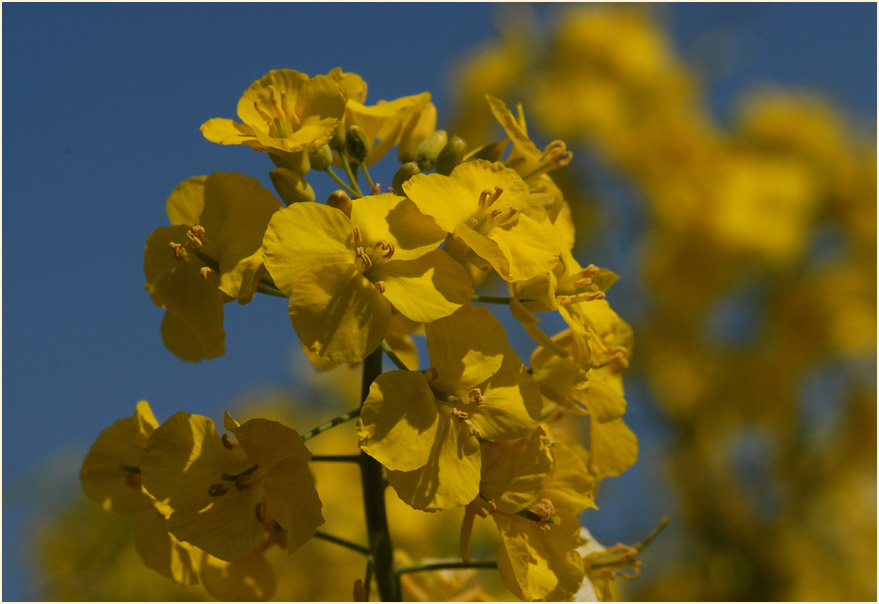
[160,310,224,363]
[357,371,439,472]
[351,195,445,260]
[263,457,325,553]
[166,176,207,227]
[387,415,481,512]
[425,304,507,393]
[166,485,265,562]
[200,118,260,147]
[80,401,158,514]
[134,508,203,586]
[480,427,553,515]
[376,250,473,323]
[199,173,281,301]
[262,202,353,293]
[470,350,543,442]
[200,548,277,601]
[589,417,638,482]
[237,69,310,128]
[230,418,311,470]
[541,442,595,515]
[486,213,559,282]
[288,263,390,363]
[454,224,512,280]
[403,172,475,234]
[141,412,251,514]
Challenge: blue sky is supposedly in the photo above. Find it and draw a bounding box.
[3,3,875,600]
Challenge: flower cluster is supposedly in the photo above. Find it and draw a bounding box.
[82,67,650,601]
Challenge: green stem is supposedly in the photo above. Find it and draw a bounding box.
[364,554,375,601]
[380,340,410,371]
[361,162,376,190]
[339,152,364,197]
[588,516,671,569]
[301,408,361,442]
[256,282,286,298]
[396,561,498,575]
[325,166,359,198]
[359,348,401,601]
[633,516,671,553]
[314,531,370,556]
[311,454,362,463]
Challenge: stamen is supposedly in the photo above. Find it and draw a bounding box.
[487,186,504,204]
[267,86,283,121]
[371,182,382,195]
[467,217,479,228]
[530,498,555,522]
[124,473,142,490]
[208,483,229,497]
[450,408,469,422]
[376,240,395,259]
[580,264,600,278]
[478,189,492,207]
[235,475,252,492]
[168,241,187,260]
[488,209,504,222]
[573,277,593,288]
[557,295,572,306]
[221,433,234,450]
[426,367,439,382]
[352,226,362,244]
[280,90,290,124]
[355,247,372,269]
[374,280,386,294]
[253,100,273,123]
[468,387,485,405]
[200,267,214,279]
[543,140,573,168]
[255,501,266,523]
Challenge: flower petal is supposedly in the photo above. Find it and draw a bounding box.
[166,176,207,227]
[376,250,473,323]
[134,508,203,585]
[264,457,325,553]
[288,263,390,363]
[480,427,553,515]
[230,417,311,470]
[589,417,638,482]
[357,371,439,472]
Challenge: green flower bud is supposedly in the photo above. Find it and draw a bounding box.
[398,103,437,163]
[308,144,333,172]
[392,162,421,196]
[346,125,372,163]
[329,118,347,152]
[270,167,315,205]
[415,129,448,171]
[465,140,508,163]
[327,189,353,218]
[435,136,468,176]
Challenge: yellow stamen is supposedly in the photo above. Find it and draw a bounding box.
[355,247,372,269]
[352,226,362,244]
[376,240,395,259]
[221,434,234,450]
[186,225,205,247]
[426,367,439,382]
[467,217,479,228]
[374,280,386,294]
[253,100,273,123]
[234,475,252,492]
[255,501,267,523]
[168,241,187,260]
[530,498,555,522]
[200,267,214,279]
[468,387,485,405]
[478,189,492,207]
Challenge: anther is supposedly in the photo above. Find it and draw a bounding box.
[580,264,600,278]
[557,295,572,306]
[208,483,228,497]
[531,498,555,522]
[255,501,266,523]
[478,189,492,207]
[374,280,386,294]
[168,242,187,260]
[488,209,504,222]
[235,475,252,492]
[468,387,485,405]
[426,367,439,382]
[355,247,372,269]
[488,186,503,204]
[221,433,234,450]
[450,408,469,422]
[352,226,362,244]
[573,277,593,288]
[253,100,273,123]
[467,217,479,228]
[200,267,214,279]
[371,182,382,195]
[543,140,573,168]
[124,473,142,490]
[584,291,606,301]
[186,226,204,247]
[376,240,395,259]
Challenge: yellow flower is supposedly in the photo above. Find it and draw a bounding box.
[140,411,324,562]
[356,304,542,511]
[144,173,281,361]
[80,400,158,514]
[464,428,594,601]
[201,69,346,161]
[262,193,473,363]
[403,159,560,282]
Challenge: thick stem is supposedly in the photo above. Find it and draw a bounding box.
[359,348,401,601]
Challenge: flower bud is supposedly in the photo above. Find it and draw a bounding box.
[270,168,315,205]
[346,125,372,163]
[415,129,447,171]
[435,136,468,176]
[398,103,437,162]
[392,162,421,196]
[329,118,347,151]
[308,144,333,171]
[327,189,353,218]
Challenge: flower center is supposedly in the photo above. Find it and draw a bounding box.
[253,85,301,138]
[466,186,519,235]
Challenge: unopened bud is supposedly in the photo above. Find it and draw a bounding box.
[329,118,346,151]
[398,102,437,162]
[435,136,467,176]
[392,162,420,195]
[270,167,315,205]
[308,144,333,172]
[415,129,447,171]
[327,190,353,218]
[346,125,371,163]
